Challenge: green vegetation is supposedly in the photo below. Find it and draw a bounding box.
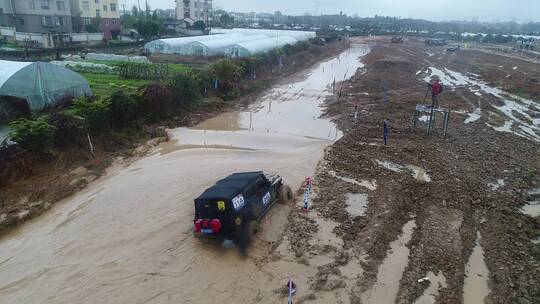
[107,91,138,129]
[9,117,56,156]
[169,73,201,104]
[0,42,22,50]
[81,73,149,100]
[118,62,172,80]
[527,169,537,185]
[65,98,111,134]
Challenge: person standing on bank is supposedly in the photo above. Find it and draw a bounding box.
[428,78,443,108]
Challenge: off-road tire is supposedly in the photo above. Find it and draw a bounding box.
[278,184,293,205]
[238,220,258,256]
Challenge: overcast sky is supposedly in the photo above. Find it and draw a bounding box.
[122,0,540,22]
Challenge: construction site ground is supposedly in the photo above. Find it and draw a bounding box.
[0,37,538,304]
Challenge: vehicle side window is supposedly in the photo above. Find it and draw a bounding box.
[245,184,256,198]
[255,176,268,195]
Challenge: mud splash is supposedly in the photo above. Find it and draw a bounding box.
[361,220,416,304]
[0,44,371,304]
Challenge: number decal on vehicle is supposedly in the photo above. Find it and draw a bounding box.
[232,194,245,210]
[217,201,226,211]
[263,192,271,205]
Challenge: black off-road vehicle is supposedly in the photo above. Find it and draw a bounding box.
[193,172,293,250]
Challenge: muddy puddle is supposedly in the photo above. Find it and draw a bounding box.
[521,201,540,217]
[327,170,378,191]
[345,193,369,217]
[361,220,416,304]
[375,160,432,182]
[0,44,371,303]
[421,67,540,142]
[488,179,505,191]
[414,271,447,304]
[463,232,490,304]
[522,188,540,217]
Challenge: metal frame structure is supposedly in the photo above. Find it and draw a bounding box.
[412,104,450,138]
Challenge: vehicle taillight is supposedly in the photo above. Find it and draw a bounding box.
[194,219,202,233]
[210,219,222,233]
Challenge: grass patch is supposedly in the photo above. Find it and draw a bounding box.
[168,63,191,74]
[86,60,190,72]
[0,43,22,49]
[82,73,149,100]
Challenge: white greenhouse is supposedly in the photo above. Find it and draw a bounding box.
[211,28,316,42]
[0,60,92,111]
[226,36,299,57]
[187,34,272,57]
[144,29,317,57]
[144,33,244,55]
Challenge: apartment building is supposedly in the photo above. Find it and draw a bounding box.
[0,0,73,33]
[70,0,120,39]
[0,0,12,27]
[176,0,212,23]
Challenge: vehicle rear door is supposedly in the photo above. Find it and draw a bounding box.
[254,176,272,217]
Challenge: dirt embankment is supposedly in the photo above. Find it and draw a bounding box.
[279,37,539,303]
[0,41,350,237]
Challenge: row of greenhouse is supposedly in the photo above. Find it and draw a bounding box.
[144,28,317,57]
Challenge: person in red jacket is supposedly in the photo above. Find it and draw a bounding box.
[428,78,443,108]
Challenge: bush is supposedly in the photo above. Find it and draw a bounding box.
[8,117,56,156]
[235,56,263,78]
[208,59,242,94]
[137,83,174,120]
[266,49,282,65]
[66,97,111,135]
[296,41,311,52]
[0,96,31,123]
[309,45,323,55]
[48,111,86,147]
[169,72,201,105]
[107,91,138,129]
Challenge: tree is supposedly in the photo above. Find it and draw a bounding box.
[220,13,232,26]
[131,5,139,17]
[193,20,206,31]
[84,17,102,33]
[135,19,161,40]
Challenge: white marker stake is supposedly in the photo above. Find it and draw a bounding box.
[287,278,296,304]
[303,177,312,212]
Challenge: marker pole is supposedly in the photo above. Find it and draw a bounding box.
[303,177,312,212]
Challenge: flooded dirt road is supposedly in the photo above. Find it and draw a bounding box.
[0,44,369,304]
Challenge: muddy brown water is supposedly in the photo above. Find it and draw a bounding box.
[0,45,370,303]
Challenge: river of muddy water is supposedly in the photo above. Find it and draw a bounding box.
[0,43,370,304]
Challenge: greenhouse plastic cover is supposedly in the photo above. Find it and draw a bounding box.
[226,36,299,57]
[0,60,92,111]
[187,34,273,56]
[145,29,316,55]
[144,33,244,54]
